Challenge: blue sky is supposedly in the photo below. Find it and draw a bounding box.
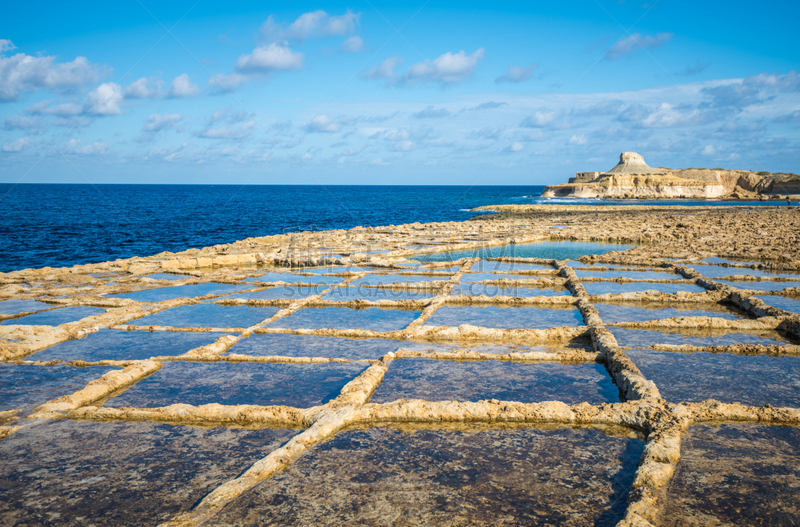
[1,0,798,184]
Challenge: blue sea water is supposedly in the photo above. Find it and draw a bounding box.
[0,184,786,273]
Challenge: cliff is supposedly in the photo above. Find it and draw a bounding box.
[541,152,800,200]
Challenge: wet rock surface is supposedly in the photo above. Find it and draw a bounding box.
[1,204,800,526]
[659,424,800,527]
[215,425,644,527]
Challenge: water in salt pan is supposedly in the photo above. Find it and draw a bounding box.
[660,424,800,527]
[224,285,326,301]
[624,348,800,407]
[688,264,800,279]
[415,241,637,262]
[112,282,253,302]
[584,282,706,295]
[143,273,186,281]
[322,286,435,301]
[716,279,795,292]
[371,358,618,404]
[215,425,643,527]
[350,274,448,286]
[755,295,800,314]
[1,306,105,326]
[0,419,296,526]
[229,333,405,359]
[0,299,52,315]
[575,269,680,280]
[246,273,344,285]
[27,328,225,362]
[130,304,278,328]
[449,283,569,297]
[104,361,367,408]
[469,261,553,273]
[595,302,748,323]
[425,305,583,329]
[0,363,115,414]
[609,327,791,348]
[269,306,421,332]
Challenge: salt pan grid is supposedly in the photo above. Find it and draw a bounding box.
[1,224,800,527]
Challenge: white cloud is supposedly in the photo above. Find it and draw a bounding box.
[236,42,304,73]
[304,115,341,133]
[339,36,363,53]
[399,48,485,86]
[209,107,250,123]
[198,121,256,139]
[208,72,250,93]
[2,114,45,130]
[463,101,508,112]
[412,106,451,119]
[509,141,523,152]
[520,109,564,128]
[60,138,108,155]
[124,77,160,99]
[2,136,37,152]
[702,145,716,155]
[0,39,16,53]
[569,134,588,145]
[83,82,123,115]
[361,57,403,79]
[495,63,538,84]
[168,74,200,98]
[0,46,105,101]
[261,10,360,41]
[144,113,183,132]
[606,33,673,60]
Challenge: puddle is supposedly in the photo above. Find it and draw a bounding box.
[216,425,643,526]
[449,283,569,297]
[660,423,800,527]
[229,334,405,359]
[323,286,435,301]
[371,358,618,404]
[112,283,253,302]
[295,266,380,274]
[246,273,344,285]
[415,241,637,262]
[584,282,706,295]
[401,341,592,355]
[610,328,791,348]
[130,304,279,328]
[0,306,105,326]
[0,363,115,414]
[595,303,748,323]
[0,419,295,525]
[627,347,800,406]
[425,305,583,329]
[223,286,327,301]
[0,299,52,315]
[104,361,366,408]
[469,261,553,273]
[755,295,800,314]
[567,262,639,269]
[575,270,679,280]
[269,307,420,332]
[716,280,795,292]
[687,264,800,279]
[27,329,225,361]
[702,257,760,265]
[350,274,446,286]
[143,273,187,281]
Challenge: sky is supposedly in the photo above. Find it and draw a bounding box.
[1,0,799,185]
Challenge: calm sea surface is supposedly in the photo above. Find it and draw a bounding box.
[0,184,783,272]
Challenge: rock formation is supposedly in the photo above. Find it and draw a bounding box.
[542,152,800,200]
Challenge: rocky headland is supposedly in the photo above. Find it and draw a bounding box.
[542,152,800,200]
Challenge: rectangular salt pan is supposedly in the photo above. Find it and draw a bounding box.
[0,364,115,413]
[112,283,253,302]
[215,426,643,526]
[27,329,226,362]
[268,306,420,332]
[130,304,278,328]
[104,361,367,408]
[425,305,583,330]
[323,286,435,301]
[584,282,706,295]
[595,303,747,323]
[371,358,619,405]
[449,283,569,297]
[1,306,105,326]
[229,333,405,359]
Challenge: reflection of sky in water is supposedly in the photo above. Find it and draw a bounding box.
[595,303,747,323]
[426,305,583,329]
[755,295,800,314]
[131,304,278,328]
[1,306,105,326]
[269,307,420,331]
[584,282,706,295]
[415,241,637,262]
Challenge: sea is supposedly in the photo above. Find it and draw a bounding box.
[0,184,787,273]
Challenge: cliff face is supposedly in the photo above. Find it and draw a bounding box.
[542,153,799,200]
[542,174,727,199]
